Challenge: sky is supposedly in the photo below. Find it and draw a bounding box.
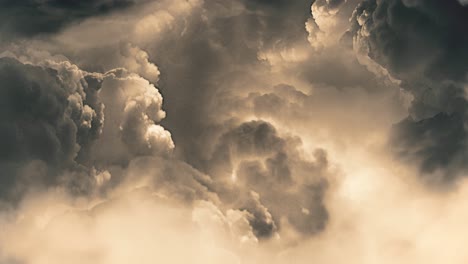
[0,0,467,263]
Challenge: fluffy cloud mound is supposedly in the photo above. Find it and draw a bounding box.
[350,0,468,184]
[306,0,348,48]
[0,57,104,197]
[0,55,173,199]
[206,120,330,238]
[91,69,173,165]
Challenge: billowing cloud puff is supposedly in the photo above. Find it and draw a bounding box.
[307,0,348,48]
[0,53,173,198]
[205,120,330,238]
[119,44,160,83]
[0,57,104,198]
[92,69,173,165]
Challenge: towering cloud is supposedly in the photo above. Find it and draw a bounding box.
[1,0,468,263]
[0,52,173,199]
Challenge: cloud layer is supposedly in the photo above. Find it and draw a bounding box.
[0,0,467,263]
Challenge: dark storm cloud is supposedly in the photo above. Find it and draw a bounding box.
[350,0,468,183]
[0,57,103,197]
[0,0,142,37]
[351,0,468,83]
[390,113,467,184]
[0,55,176,200]
[205,120,330,238]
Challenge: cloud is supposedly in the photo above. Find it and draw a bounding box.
[91,69,173,165]
[390,113,468,185]
[350,0,468,183]
[0,0,147,38]
[205,120,331,238]
[118,44,160,83]
[0,57,104,198]
[2,0,468,263]
[0,52,173,199]
[0,189,252,264]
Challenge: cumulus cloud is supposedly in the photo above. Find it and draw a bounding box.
[91,69,173,165]
[1,0,468,263]
[118,44,160,83]
[0,57,104,198]
[0,50,173,199]
[205,120,331,238]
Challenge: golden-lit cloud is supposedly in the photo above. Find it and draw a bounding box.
[0,0,467,263]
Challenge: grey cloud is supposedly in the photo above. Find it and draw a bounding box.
[67,44,160,84]
[351,0,468,84]
[90,69,173,166]
[390,113,468,185]
[204,120,330,237]
[0,57,104,198]
[0,55,172,200]
[0,0,145,37]
[350,0,468,183]
[240,0,315,46]
[240,191,277,239]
